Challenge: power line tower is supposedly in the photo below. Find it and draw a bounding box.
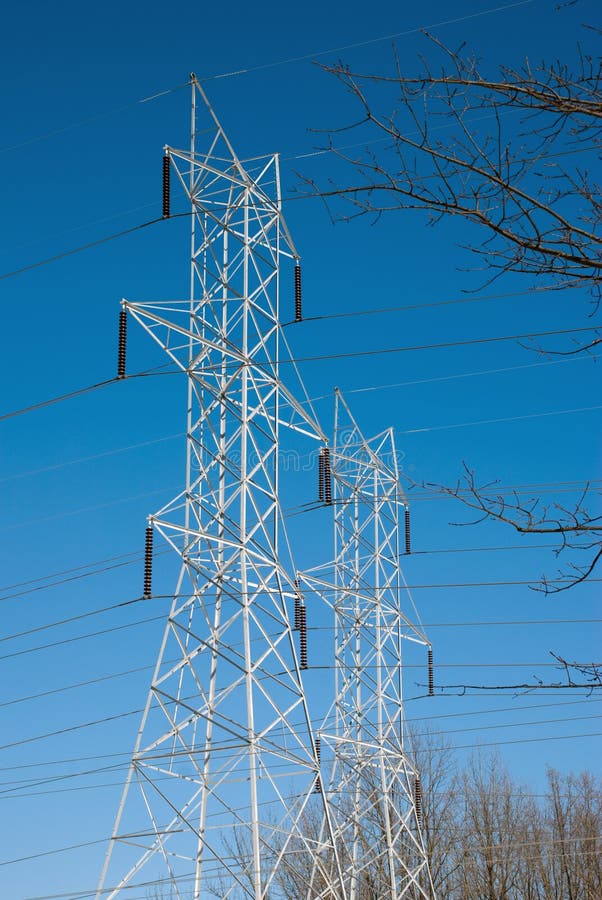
[302,391,436,899]
[97,77,345,900]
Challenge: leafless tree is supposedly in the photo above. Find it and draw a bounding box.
[308,35,601,587]
[426,464,601,591]
[148,750,602,898]
[310,34,601,310]
[410,728,461,897]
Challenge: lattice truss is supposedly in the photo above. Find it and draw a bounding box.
[97,80,345,900]
[98,79,435,900]
[301,393,435,899]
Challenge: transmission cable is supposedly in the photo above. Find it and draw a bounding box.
[282,280,584,326]
[1,332,596,429]
[278,326,600,365]
[0,364,174,423]
[0,212,192,283]
[202,0,536,81]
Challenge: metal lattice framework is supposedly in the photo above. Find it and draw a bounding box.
[302,391,436,899]
[96,79,345,900]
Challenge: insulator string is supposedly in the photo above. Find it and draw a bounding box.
[405,506,411,554]
[294,262,302,322]
[414,774,423,829]
[323,447,332,505]
[117,308,127,379]
[318,449,325,502]
[143,525,154,599]
[299,604,308,670]
[428,647,434,696]
[162,153,171,219]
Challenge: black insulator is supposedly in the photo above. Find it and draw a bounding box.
[314,735,322,793]
[414,775,423,829]
[294,263,302,322]
[318,449,325,502]
[299,605,308,670]
[323,447,332,505]
[143,525,154,598]
[428,647,434,696]
[117,308,127,379]
[404,506,411,554]
[162,154,171,218]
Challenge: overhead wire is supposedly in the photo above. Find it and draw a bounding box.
[276,326,601,365]
[1,697,597,775]
[1,658,599,749]
[2,726,601,804]
[1,327,598,428]
[1,706,599,793]
[2,519,600,602]
[0,83,189,155]
[397,403,602,434]
[0,0,535,162]
[0,550,172,602]
[0,432,183,483]
[0,363,175,423]
[0,212,192,283]
[282,281,587,326]
[304,353,598,403]
[201,0,537,81]
[1,581,601,662]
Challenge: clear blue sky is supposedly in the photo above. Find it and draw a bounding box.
[0,0,600,896]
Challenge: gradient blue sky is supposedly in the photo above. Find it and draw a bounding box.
[0,0,600,896]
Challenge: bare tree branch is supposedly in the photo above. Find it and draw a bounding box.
[305,35,602,328]
[424,464,602,591]
[419,650,602,695]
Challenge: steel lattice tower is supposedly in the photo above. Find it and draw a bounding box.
[96,78,345,900]
[302,392,436,899]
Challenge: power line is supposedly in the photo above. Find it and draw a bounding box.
[0,364,173,423]
[3,726,601,805]
[285,281,579,325]
[1,710,599,793]
[0,662,155,710]
[0,83,188,155]
[202,0,536,81]
[0,611,167,662]
[3,363,598,483]
[2,335,597,434]
[0,432,183,483]
[1,668,598,752]
[0,213,191,283]
[1,0,533,162]
[305,353,598,403]
[2,485,178,534]
[0,598,145,645]
[0,541,567,603]
[279,326,600,365]
[1,523,597,600]
[397,403,602,434]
